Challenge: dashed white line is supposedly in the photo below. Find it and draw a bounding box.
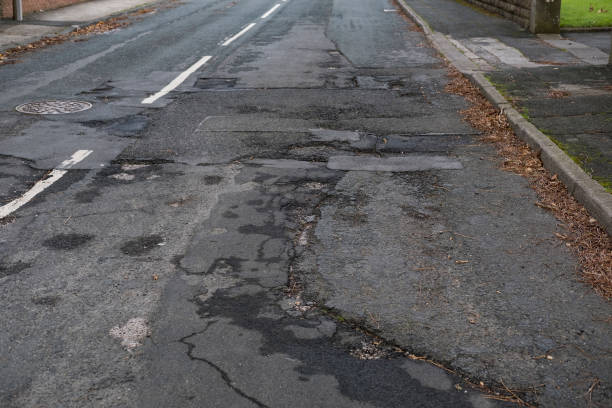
[0,150,92,219]
[261,4,281,19]
[221,22,256,46]
[144,2,286,104]
[142,55,212,104]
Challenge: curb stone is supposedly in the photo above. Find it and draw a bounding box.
[396,0,612,235]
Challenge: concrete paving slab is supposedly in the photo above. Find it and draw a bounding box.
[565,31,612,54]
[485,66,612,194]
[538,35,609,65]
[0,25,62,48]
[34,0,152,23]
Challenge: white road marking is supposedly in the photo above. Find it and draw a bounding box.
[59,149,93,169]
[0,150,92,219]
[383,9,398,12]
[261,4,281,19]
[221,22,256,46]
[142,56,212,104]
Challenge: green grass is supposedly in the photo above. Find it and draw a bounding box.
[549,135,612,192]
[593,177,612,193]
[561,0,612,28]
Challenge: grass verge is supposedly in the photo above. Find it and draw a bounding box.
[561,0,612,28]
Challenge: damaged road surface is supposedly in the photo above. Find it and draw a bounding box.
[0,0,610,407]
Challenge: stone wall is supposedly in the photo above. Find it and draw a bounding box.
[462,0,532,28]
[1,0,87,18]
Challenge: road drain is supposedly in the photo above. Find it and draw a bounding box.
[16,100,93,115]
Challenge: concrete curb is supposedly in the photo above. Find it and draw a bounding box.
[560,26,612,33]
[396,0,612,235]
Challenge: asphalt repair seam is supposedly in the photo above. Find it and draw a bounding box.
[180,329,271,408]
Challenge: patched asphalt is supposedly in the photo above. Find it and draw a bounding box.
[0,0,610,407]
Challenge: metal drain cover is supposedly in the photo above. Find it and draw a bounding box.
[16,100,92,115]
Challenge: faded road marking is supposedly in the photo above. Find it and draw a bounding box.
[142,56,212,104]
[0,150,92,219]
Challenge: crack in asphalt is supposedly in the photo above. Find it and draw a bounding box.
[179,329,270,408]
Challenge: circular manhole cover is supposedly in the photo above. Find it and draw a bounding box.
[16,100,93,115]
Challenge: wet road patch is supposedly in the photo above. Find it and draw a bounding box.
[120,235,164,256]
[203,175,224,185]
[31,295,61,306]
[0,260,31,278]
[42,233,94,250]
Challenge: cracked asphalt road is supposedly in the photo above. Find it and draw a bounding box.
[0,0,610,407]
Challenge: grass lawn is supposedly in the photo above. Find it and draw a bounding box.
[561,0,612,27]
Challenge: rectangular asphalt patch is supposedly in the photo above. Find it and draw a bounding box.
[326,155,463,171]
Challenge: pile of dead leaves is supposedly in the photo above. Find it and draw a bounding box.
[446,68,612,299]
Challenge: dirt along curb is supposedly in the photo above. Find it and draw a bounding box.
[396,0,612,236]
[0,0,162,58]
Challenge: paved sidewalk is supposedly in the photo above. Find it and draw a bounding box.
[401,0,612,218]
[0,0,152,51]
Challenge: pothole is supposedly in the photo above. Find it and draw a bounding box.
[16,100,93,115]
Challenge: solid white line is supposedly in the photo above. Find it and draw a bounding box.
[142,56,212,104]
[261,4,281,19]
[0,150,93,219]
[221,23,256,46]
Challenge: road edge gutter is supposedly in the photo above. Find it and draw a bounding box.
[396,0,612,235]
